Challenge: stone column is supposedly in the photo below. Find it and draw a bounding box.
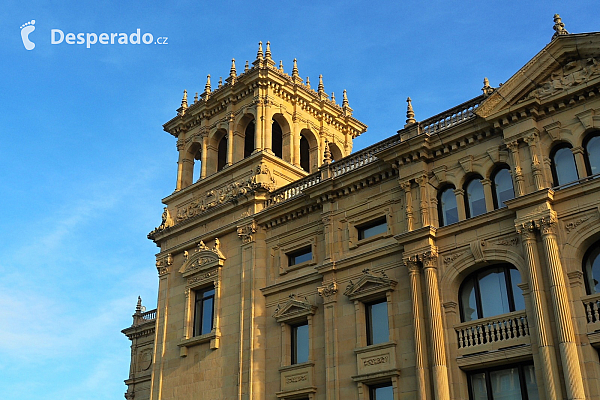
[421,249,450,400]
[416,175,430,227]
[400,181,414,231]
[201,135,208,179]
[264,102,273,154]
[319,282,340,400]
[406,256,428,400]
[517,221,560,400]
[227,113,234,166]
[538,213,586,400]
[481,178,494,212]
[176,138,186,191]
[506,140,525,196]
[454,189,466,221]
[524,133,546,190]
[572,147,587,180]
[292,114,300,167]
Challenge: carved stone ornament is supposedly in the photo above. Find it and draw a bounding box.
[537,214,558,236]
[179,239,226,277]
[419,248,438,269]
[442,251,466,265]
[156,253,173,276]
[148,207,175,239]
[237,220,257,244]
[521,58,600,102]
[273,294,317,323]
[564,215,592,233]
[344,269,397,301]
[317,281,338,299]
[516,221,537,241]
[174,163,275,224]
[496,237,519,246]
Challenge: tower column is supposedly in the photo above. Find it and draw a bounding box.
[538,213,586,400]
[506,140,526,196]
[421,249,450,400]
[517,221,560,400]
[416,175,430,227]
[201,135,208,179]
[406,256,428,400]
[264,100,273,153]
[176,138,186,191]
[227,113,234,166]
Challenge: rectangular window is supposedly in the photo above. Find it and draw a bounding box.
[291,321,309,364]
[288,246,312,267]
[369,383,393,400]
[366,299,389,345]
[193,287,215,337]
[468,364,539,400]
[358,217,387,240]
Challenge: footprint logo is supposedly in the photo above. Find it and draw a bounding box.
[20,20,36,50]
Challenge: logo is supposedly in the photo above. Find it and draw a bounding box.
[20,20,36,50]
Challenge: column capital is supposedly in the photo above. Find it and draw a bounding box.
[400,180,412,191]
[516,221,537,241]
[537,213,558,236]
[415,174,428,186]
[403,255,421,273]
[420,248,439,269]
[317,281,338,302]
[506,139,520,151]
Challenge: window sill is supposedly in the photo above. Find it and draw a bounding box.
[178,331,219,356]
[350,232,392,249]
[279,361,315,373]
[283,260,317,274]
[354,340,396,354]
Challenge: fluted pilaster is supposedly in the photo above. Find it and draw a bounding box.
[406,257,427,400]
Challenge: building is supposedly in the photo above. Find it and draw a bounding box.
[122,16,600,400]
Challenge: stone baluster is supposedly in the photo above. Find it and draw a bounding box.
[537,214,586,400]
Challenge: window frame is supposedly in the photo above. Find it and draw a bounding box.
[291,321,309,365]
[366,298,389,346]
[583,131,600,177]
[491,165,514,209]
[467,362,538,400]
[464,175,486,219]
[369,382,394,400]
[438,184,458,227]
[550,143,579,187]
[287,245,313,267]
[459,264,523,323]
[357,216,388,241]
[583,240,600,295]
[193,286,215,337]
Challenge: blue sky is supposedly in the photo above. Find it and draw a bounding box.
[1,1,598,399]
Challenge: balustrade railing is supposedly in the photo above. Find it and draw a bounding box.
[583,293,600,328]
[455,311,530,354]
[133,308,157,326]
[420,96,482,135]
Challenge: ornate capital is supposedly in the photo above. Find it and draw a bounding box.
[415,175,428,187]
[318,281,338,299]
[399,180,412,191]
[420,248,438,269]
[237,220,257,244]
[537,214,558,236]
[403,255,420,273]
[506,140,519,152]
[516,221,537,241]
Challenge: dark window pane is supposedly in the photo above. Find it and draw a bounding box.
[292,323,309,364]
[440,188,458,226]
[585,246,600,294]
[272,120,283,158]
[371,385,393,400]
[553,147,578,186]
[367,301,389,345]
[479,268,510,318]
[587,136,600,175]
[489,367,522,399]
[288,246,312,266]
[217,136,227,171]
[494,168,514,208]
[470,372,488,400]
[466,179,486,217]
[358,218,387,240]
[300,135,310,172]
[202,297,214,334]
[523,364,540,400]
[460,277,477,322]
[510,268,525,312]
[244,121,255,158]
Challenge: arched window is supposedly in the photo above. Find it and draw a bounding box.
[272,120,283,158]
[300,134,310,172]
[583,240,600,295]
[217,135,227,171]
[491,166,514,209]
[193,149,202,182]
[244,121,255,158]
[438,186,458,227]
[551,144,578,186]
[584,132,600,176]
[465,177,486,218]
[459,265,524,322]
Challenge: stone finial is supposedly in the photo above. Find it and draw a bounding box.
[205,75,212,93]
[230,58,237,77]
[181,90,188,109]
[306,77,311,89]
[194,92,198,103]
[218,77,223,89]
[279,60,284,72]
[292,58,299,78]
[317,75,327,98]
[342,90,349,108]
[331,92,336,104]
[135,296,143,313]
[257,41,264,60]
[482,77,494,97]
[405,97,416,126]
[265,41,272,59]
[552,14,569,39]
[323,139,332,165]
[245,60,249,72]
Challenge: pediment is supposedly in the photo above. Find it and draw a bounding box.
[179,240,226,277]
[273,294,317,323]
[344,269,397,301]
[477,33,600,119]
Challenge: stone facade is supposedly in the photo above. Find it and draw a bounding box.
[123,22,600,400]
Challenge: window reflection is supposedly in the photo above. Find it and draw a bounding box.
[439,187,458,226]
[552,146,578,186]
[584,243,600,295]
[492,168,514,208]
[585,135,600,176]
[466,178,486,217]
